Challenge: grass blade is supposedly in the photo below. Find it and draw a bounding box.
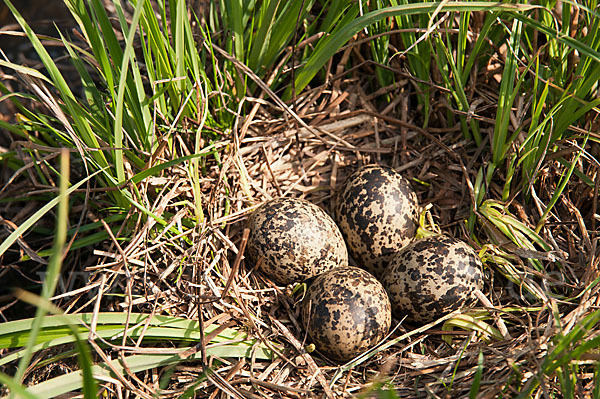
[13,150,70,383]
[469,351,484,399]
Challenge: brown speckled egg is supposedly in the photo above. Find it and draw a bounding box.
[247,198,348,285]
[382,235,484,324]
[334,164,419,278]
[301,266,391,362]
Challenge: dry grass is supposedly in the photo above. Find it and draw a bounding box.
[1,2,599,398]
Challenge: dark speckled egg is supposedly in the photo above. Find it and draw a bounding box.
[301,266,391,362]
[382,235,484,324]
[247,198,348,285]
[334,165,419,278]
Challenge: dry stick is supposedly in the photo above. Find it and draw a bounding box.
[89,274,107,341]
[592,165,599,234]
[474,289,511,340]
[261,145,283,197]
[271,318,335,399]
[0,150,61,196]
[561,196,592,253]
[331,59,452,95]
[400,92,409,165]
[194,235,209,371]
[226,260,295,368]
[193,231,287,397]
[374,117,381,163]
[0,216,47,264]
[134,297,161,348]
[231,377,310,395]
[203,320,237,347]
[49,281,102,301]
[222,228,249,298]
[239,32,324,143]
[208,359,248,399]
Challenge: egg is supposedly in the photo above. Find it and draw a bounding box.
[334,164,419,278]
[381,235,484,324]
[301,266,391,362]
[246,198,348,285]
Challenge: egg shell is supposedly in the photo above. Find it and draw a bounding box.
[246,198,348,285]
[334,164,419,278]
[301,266,391,362]
[382,235,484,323]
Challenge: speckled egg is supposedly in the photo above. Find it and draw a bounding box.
[301,266,391,362]
[334,164,419,278]
[382,235,484,324]
[246,198,348,285]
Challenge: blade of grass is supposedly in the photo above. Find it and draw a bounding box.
[516,309,600,397]
[442,313,504,344]
[113,0,145,184]
[535,134,590,232]
[469,351,484,399]
[13,149,70,383]
[247,0,280,72]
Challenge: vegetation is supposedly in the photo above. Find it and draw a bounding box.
[0,0,598,397]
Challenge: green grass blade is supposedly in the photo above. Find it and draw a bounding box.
[22,227,119,261]
[0,313,204,342]
[74,330,97,399]
[247,0,279,71]
[513,11,600,65]
[432,32,481,144]
[0,60,52,83]
[469,351,484,399]
[174,0,186,96]
[0,325,266,366]
[113,0,146,184]
[13,150,70,383]
[64,0,115,95]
